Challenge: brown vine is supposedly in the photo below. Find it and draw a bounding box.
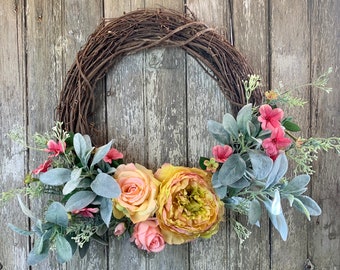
[57,8,262,138]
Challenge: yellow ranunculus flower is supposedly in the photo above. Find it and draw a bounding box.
[155,164,224,245]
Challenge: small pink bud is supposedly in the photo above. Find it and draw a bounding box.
[114,222,126,237]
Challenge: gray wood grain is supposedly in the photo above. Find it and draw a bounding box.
[231,1,271,269]
[0,0,339,269]
[0,1,28,270]
[310,1,340,269]
[270,1,311,269]
[61,1,105,269]
[186,1,230,269]
[25,1,64,269]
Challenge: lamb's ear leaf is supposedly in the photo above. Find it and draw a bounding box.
[207,120,230,145]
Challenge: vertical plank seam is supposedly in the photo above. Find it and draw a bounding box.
[228,1,234,269]
[184,4,191,270]
[101,1,111,268]
[306,0,313,262]
[22,1,33,269]
[267,0,273,269]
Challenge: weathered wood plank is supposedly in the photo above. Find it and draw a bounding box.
[60,1,105,269]
[185,1,230,269]
[145,47,189,270]
[141,1,189,269]
[25,0,65,269]
[270,1,310,269]
[230,1,271,269]
[104,2,148,270]
[143,3,189,270]
[309,1,340,269]
[0,1,27,270]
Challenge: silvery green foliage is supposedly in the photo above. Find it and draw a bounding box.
[208,104,322,241]
[9,133,122,264]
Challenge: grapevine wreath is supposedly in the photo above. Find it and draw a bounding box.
[4,8,339,265]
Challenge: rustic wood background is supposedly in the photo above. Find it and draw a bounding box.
[0,1,339,269]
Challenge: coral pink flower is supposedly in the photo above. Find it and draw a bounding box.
[32,160,52,175]
[262,127,292,160]
[212,145,233,163]
[258,104,284,131]
[72,207,99,218]
[44,140,66,157]
[103,148,124,163]
[131,218,165,253]
[114,222,126,237]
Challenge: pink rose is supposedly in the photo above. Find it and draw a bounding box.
[131,219,165,253]
[103,148,124,163]
[114,222,126,237]
[212,145,233,163]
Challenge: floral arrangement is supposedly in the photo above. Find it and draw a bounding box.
[2,70,339,266]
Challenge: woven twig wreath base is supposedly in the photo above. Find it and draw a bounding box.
[57,8,262,137]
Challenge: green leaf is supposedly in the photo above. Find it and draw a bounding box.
[40,168,72,186]
[199,157,209,170]
[218,154,246,186]
[236,103,253,134]
[249,150,273,180]
[91,173,121,198]
[78,240,91,259]
[282,120,301,132]
[91,140,113,168]
[73,133,94,166]
[271,190,282,215]
[77,178,92,188]
[265,153,288,188]
[284,175,310,195]
[292,197,311,220]
[214,186,227,199]
[63,167,83,195]
[296,195,322,216]
[8,223,34,236]
[100,197,113,227]
[55,234,73,263]
[263,199,288,241]
[27,241,49,265]
[222,113,239,138]
[207,120,230,145]
[286,194,295,207]
[228,177,250,189]
[248,199,262,225]
[45,202,68,227]
[65,235,78,255]
[65,191,97,212]
[17,195,37,222]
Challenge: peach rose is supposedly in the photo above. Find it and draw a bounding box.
[155,164,224,245]
[113,163,160,223]
[131,218,165,252]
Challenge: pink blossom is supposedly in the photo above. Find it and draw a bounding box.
[212,145,233,163]
[32,160,52,175]
[130,218,165,253]
[72,207,99,218]
[44,140,66,157]
[258,104,284,131]
[103,148,123,163]
[114,222,126,237]
[262,127,292,160]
